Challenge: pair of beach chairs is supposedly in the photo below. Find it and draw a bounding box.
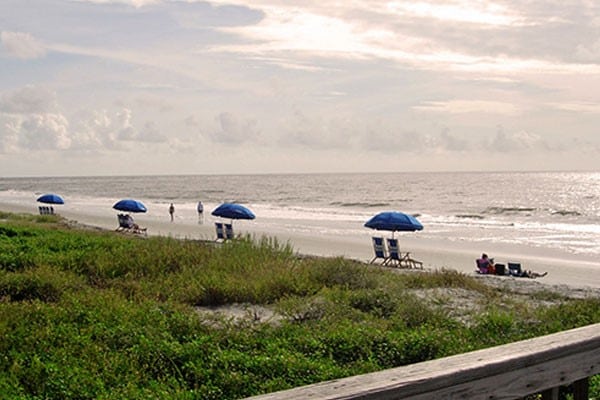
[370,237,423,269]
[215,222,234,241]
[116,213,147,235]
[38,206,55,215]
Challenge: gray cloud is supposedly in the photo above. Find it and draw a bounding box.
[0,86,57,114]
[210,112,260,144]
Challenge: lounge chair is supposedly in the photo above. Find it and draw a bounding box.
[385,238,423,268]
[370,236,388,264]
[215,222,225,241]
[224,223,234,240]
[508,262,522,277]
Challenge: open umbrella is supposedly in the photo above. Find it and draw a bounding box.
[364,211,423,237]
[37,193,65,204]
[211,203,255,220]
[113,199,147,213]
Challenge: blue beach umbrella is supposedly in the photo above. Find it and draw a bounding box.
[211,203,255,220]
[364,211,423,237]
[37,193,65,204]
[113,199,147,213]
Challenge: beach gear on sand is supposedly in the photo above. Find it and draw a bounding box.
[365,211,423,268]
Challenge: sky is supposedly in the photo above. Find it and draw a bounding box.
[1,0,599,176]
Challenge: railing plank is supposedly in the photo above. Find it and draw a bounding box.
[245,323,600,400]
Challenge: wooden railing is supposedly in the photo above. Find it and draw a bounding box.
[245,323,600,400]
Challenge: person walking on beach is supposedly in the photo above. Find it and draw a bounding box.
[169,203,175,222]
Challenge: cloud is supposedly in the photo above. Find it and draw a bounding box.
[0,86,57,114]
[1,31,46,59]
[73,0,159,7]
[490,126,544,152]
[210,112,260,144]
[18,114,71,150]
[547,101,600,113]
[136,121,167,143]
[414,100,520,116]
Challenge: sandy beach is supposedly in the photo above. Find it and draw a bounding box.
[2,201,599,291]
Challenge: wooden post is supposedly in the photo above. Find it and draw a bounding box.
[541,387,558,400]
[573,377,589,400]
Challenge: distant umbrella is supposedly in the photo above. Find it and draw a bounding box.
[211,203,255,220]
[36,193,65,205]
[113,199,147,213]
[364,211,423,237]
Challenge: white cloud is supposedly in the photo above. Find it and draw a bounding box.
[386,1,526,27]
[73,0,158,7]
[1,31,46,59]
[547,101,600,114]
[18,113,71,150]
[414,100,520,115]
[490,127,544,152]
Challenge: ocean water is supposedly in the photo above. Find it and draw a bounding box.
[0,172,599,259]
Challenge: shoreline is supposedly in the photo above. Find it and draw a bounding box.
[2,201,600,290]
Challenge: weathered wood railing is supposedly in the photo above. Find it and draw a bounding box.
[246,323,600,400]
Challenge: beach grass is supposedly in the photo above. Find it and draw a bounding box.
[0,212,598,399]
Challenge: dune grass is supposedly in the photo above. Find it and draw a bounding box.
[0,212,598,399]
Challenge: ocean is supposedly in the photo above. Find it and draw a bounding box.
[1,171,598,260]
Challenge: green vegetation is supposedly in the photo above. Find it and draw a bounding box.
[0,212,598,399]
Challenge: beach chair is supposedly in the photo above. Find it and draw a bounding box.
[116,214,133,232]
[385,238,423,268]
[215,222,225,241]
[508,262,523,277]
[224,223,234,240]
[369,237,388,264]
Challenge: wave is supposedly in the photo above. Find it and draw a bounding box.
[455,214,485,219]
[330,202,391,208]
[484,206,536,215]
[550,209,582,217]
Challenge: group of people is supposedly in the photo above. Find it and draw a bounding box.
[477,253,547,279]
[168,201,204,222]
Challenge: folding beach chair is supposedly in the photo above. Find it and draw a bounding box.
[508,262,523,277]
[370,236,388,264]
[215,222,225,241]
[116,214,131,232]
[385,238,423,269]
[224,223,234,240]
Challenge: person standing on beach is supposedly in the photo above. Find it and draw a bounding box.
[169,203,175,222]
[197,201,204,224]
